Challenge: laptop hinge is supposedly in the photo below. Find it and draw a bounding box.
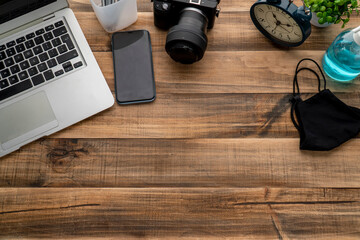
[43,13,55,21]
[0,13,56,40]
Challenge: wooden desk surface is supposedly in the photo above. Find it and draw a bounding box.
[1,0,360,239]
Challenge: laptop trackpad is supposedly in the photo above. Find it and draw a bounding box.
[0,91,58,151]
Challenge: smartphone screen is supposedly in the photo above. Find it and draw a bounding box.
[112,30,156,104]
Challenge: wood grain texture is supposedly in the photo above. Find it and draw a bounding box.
[74,12,360,52]
[94,51,360,94]
[1,138,360,188]
[1,0,360,238]
[1,188,360,239]
[31,92,358,139]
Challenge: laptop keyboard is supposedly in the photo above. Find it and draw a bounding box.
[0,20,84,102]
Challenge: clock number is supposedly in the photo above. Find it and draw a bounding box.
[267,5,271,10]
[258,8,264,13]
[287,35,291,40]
[259,18,265,22]
[272,29,276,34]
[279,33,283,38]
[294,32,300,36]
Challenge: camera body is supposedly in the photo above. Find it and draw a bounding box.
[151,0,220,64]
[152,0,220,30]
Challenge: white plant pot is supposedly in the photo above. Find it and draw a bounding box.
[90,0,138,33]
[310,13,333,28]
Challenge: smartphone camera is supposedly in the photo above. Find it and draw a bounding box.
[151,0,220,64]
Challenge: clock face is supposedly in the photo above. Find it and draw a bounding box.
[253,4,304,44]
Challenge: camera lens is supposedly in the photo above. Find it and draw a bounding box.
[165,8,209,64]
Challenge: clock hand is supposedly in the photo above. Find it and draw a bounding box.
[279,22,292,28]
[273,24,279,32]
[272,12,278,21]
[278,24,290,33]
[272,13,286,28]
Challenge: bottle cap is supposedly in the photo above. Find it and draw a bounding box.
[352,26,360,45]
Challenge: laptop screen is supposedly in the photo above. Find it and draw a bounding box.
[0,0,57,24]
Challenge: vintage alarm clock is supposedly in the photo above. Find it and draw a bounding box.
[250,0,312,47]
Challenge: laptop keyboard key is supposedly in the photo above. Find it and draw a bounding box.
[26,33,35,39]
[8,75,19,85]
[63,62,73,72]
[62,61,71,68]
[47,59,57,68]
[74,61,83,68]
[5,58,14,67]
[24,49,34,59]
[6,48,16,57]
[15,43,26,53]
[0,80,33,101]
[25,39,35,49]
[39,52,49,62]
[20,60,30,70]
[43,70,54,80]
[45,24,54,31]
[52,38,61,47]
[61,34,75,50]
[48,48,58,58]
[53,26,67,37]
[0,61,4,70]
[10,65,20,74]
[0,79,9,89]
[16,37,26,44]
[44,32,54,41]
[33,46,43,55]
[34,36,44,45]
[64,65,73,72]
[14,54,24,63]
[31,74,45,86]
[57,49,78,64]
[0,45,5,51]
[0,51,6,60]
[35,29,45,35]
[55,69,64,76]
[6,41,16,48]
[29,56,40,66]
[57,44,67,54]
[37,63,47,72]
[42,42,52,51]
[54,20,64,28]
[28,67,38,76]
[18,71,29,80]
[1,69,10,78]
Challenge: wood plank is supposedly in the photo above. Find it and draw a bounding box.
[1,188,359,239]
[2,138,360,188]
[95,51,360,94]
[69,0,255,12]
[69,0,269,13]
[34,92,360,139]
[73,12,360,52]
[68,0,328,13]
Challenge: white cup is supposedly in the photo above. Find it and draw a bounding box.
[90,0,138,33]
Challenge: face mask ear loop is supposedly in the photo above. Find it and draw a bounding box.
[290,65,322,132]
[291,102,301,131]
[291,67,304,131]
[295,58,327,91]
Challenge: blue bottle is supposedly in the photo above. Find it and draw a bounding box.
[322,26,360,82]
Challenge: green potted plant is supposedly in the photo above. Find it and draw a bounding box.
[304,0,359,27]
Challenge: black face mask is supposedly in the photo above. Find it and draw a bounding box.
[290,58,360,151]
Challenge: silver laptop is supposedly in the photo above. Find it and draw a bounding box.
[0,0,114,157]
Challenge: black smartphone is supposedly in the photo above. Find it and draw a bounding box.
[112,30,156,104]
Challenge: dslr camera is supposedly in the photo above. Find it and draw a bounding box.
[151,0,220,64]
